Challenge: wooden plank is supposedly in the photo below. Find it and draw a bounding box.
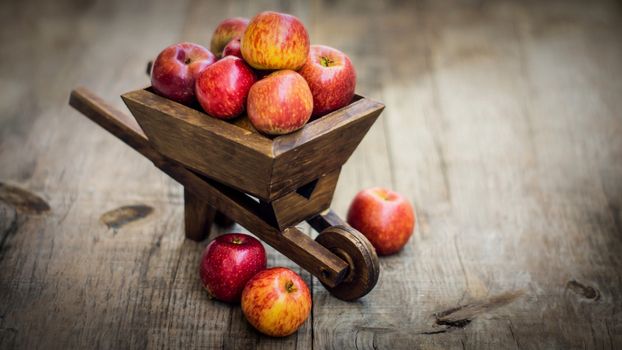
[311,0,622,349]
[122,88,275,200]
[183,188,216,241]
[268,169,340,230]
[123,88,383,202]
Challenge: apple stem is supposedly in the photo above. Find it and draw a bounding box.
[285,280,297,293]
[231,237,243,245]
[320,56,334,67]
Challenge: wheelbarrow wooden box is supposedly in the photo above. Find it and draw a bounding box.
[69,85,384,301]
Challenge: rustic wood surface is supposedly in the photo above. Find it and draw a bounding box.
[1,0,621,349]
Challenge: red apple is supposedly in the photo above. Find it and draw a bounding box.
[298,45,356,117]
[241,267,311,337]
[200,233,267,303]
[210,17,249,57]
[247,70,313,135]
[347,188,416,255]
[222,36,243,59]
[241,11,310,70]
[151,42,216,105]
[195,56,256,119]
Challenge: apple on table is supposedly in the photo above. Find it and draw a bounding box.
[347,188,416,255]
[150,42,216,105]
[200,233,267,303]
[241,267,311,337]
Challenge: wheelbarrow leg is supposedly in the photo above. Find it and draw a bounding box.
[184,188,235,241]
[184,188,216,241]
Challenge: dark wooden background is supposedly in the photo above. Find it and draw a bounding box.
[1,0,621,348]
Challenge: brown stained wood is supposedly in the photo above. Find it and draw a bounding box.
[122,88,275,200]
[269,98,384,199]
[122,88,383,201]
[183,188,215,241]
[71,86,349,288]
[307,209,348,233]
[268,169,340,230]
[69,87,156,160]
[314,225,379,301]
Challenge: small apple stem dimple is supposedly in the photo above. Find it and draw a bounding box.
[184,58,192,64]
[320,56,334,67]
[231,237,243,245]
[285,280,296,293]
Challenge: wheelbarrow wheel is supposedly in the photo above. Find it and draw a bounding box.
[315,225,380,301]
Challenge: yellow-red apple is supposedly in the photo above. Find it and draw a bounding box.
[247,70,313,135]
[241,11,310,70]
[241,267,311,337]
[298,45,356,117]
[210,17,249,57]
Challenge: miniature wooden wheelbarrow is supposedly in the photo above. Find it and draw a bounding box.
[69,86,384,301]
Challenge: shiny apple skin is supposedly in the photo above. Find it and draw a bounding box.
[347,188,416,255]
[200,233,267,303]
[222,36,243,59]
[151,42,216,105]
[241,11,310,70]
[241,267,311,337]
[298,45,356,117]
[195,56,256,119]
[210,17,249,57]
[247,70,313,135]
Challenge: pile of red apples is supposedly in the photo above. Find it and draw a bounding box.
[151,11,417,338]
[151,11,356,135]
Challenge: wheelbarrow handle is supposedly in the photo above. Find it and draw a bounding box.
[69,87,158,160]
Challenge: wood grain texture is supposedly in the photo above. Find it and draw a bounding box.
[314,225,379,301]
[2,0,622,349]
[270,97,384,199]
[123,88,383,202]
[122,88,275,200]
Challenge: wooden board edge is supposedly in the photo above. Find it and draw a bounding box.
[120,88,275,158]
[271,96,385,156]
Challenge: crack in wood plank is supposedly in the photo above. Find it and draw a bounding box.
[566,280,601,301]
[100,204,154,230]
[0,183,50,214]
[422,290,525,334]
[0,206,19,262]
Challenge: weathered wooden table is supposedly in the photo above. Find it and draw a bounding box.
[1,0,621,348]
